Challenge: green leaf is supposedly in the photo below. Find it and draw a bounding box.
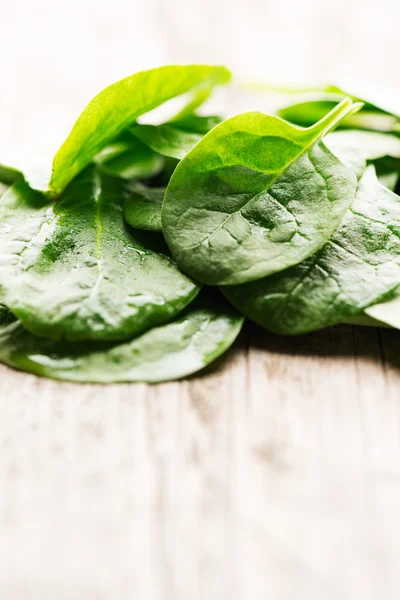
[249,80,400,119]
[324,129,400,182]
[131,123,203,160]
[124,184,165,232]
[326,130,400,163]
[0,295,243,383]
[169,114,222,134]
[329,83,400,121]
[325,130,400,190]
[275,82,400,132]
[223,167,400,334]
[324,132,367,179]
[0,169,200,342]
[256,81,400,130]
[1,65,231,195]
[0,164,21,185]
[95,132,165,179]
[162,99,359,285]
[130,112,222,160]
[278,95,396,132]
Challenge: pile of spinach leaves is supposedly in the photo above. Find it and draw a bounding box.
[1,66,400,383]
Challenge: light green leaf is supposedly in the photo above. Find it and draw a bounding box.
[1,65,231,195]
[0,295,243,383]
[0,169,199,342]
[224,167,400,334]
[124,184,165,232]
[162,99,359,285]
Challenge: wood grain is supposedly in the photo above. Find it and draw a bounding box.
[1,323,400,599]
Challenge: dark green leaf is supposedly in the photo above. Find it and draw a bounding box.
[0,169,199,342]
[0,295,243,383]
[131,123,203,160]
[95,133,165,179]
[168,114,222,134]
[130,112,221,160]
[0,164,20,185]
[224,167,400,334]
[162,100,359,285]
[124,184,165,232]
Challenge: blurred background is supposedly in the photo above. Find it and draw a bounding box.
[0,0,397,156]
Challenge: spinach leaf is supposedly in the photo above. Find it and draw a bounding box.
[130,113,221,160]
[324,133,367,179]
[1,65,231,195]
[168,114,221,134]
[329,83,400,121]
[131,123,203,160]
[0,164,20,185]
[108,114,226,237]
[95,132,165,179]
[162,99,359,285]
[223,167,400,334]
[326,130,400,163]
[124,184,165,232]
[0,169,200,342]
[0,295,243,383]
[278,95,397,132]
[324,130,400,182]
[274,82,400,132]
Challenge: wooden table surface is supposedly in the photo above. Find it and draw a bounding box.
[1,1,400,597]
[2,323,400,599]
